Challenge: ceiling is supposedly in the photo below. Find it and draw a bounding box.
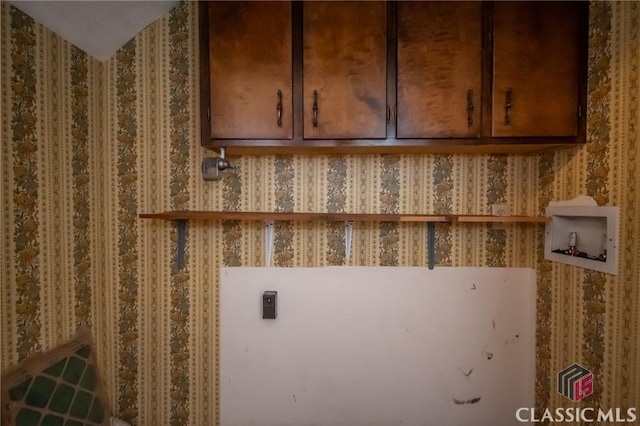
[9,0,179,62]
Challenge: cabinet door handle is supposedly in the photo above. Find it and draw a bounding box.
[386,105,391,124]
[505,88,513,125]
[276,89,283,127]
[467,90,474,127]
[312,90,318,128]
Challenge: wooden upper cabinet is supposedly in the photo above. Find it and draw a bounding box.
[397,2,482,139]
[200,1,587,154]
[302,2,387,139]
[208,2,292,139]
[492,1,583,137]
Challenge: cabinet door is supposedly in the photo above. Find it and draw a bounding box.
[397,2,482,139]
[303,2,387,139]
[492,2,581,137]
[208,2,292,139]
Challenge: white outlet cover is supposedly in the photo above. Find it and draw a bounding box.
[491,204,510,216]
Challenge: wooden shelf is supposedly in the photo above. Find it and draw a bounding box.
[139,211,549,270]
[139,211,549,224]
[139,211,449,222]
[454,215,551,223]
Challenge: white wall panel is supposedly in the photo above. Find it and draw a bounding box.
[221,267,535,426]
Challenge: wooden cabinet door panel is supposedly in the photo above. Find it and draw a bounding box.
[492,2,581,137]
[209,2,292,139]
[397,1,482,139]
[303,2,387,139]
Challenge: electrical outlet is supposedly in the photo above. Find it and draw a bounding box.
[491,204,510,217]
[491,204,509,229]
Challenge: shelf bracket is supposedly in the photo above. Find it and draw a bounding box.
[176,219,187,270]
[345,221,354,261]
[427,222,436,270]
[265,220,274,267]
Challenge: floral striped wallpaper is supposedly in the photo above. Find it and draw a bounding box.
[534,2,640,417]
[1,1,638,425]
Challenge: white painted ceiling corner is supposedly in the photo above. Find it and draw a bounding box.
[8,0,179,62]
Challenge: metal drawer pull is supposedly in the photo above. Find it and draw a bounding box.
[467,89,474,127]
[505,88,513,125]
[277,89,283,127]
[312,90,318,127]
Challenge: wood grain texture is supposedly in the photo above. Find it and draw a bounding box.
[397,1,482,138]
[209,2,292,139]
[200,1,586,153]
[140,211,449,222]
[139,211,549,224]
[202,138,581,155]
[492,1,582,137]
[303,2,387,139]
[454,215,550,223]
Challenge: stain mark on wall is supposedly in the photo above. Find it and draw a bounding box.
[503,334,520,346]
[453,396,481,405]
[457,367,474,378]
[481,346,494,360]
